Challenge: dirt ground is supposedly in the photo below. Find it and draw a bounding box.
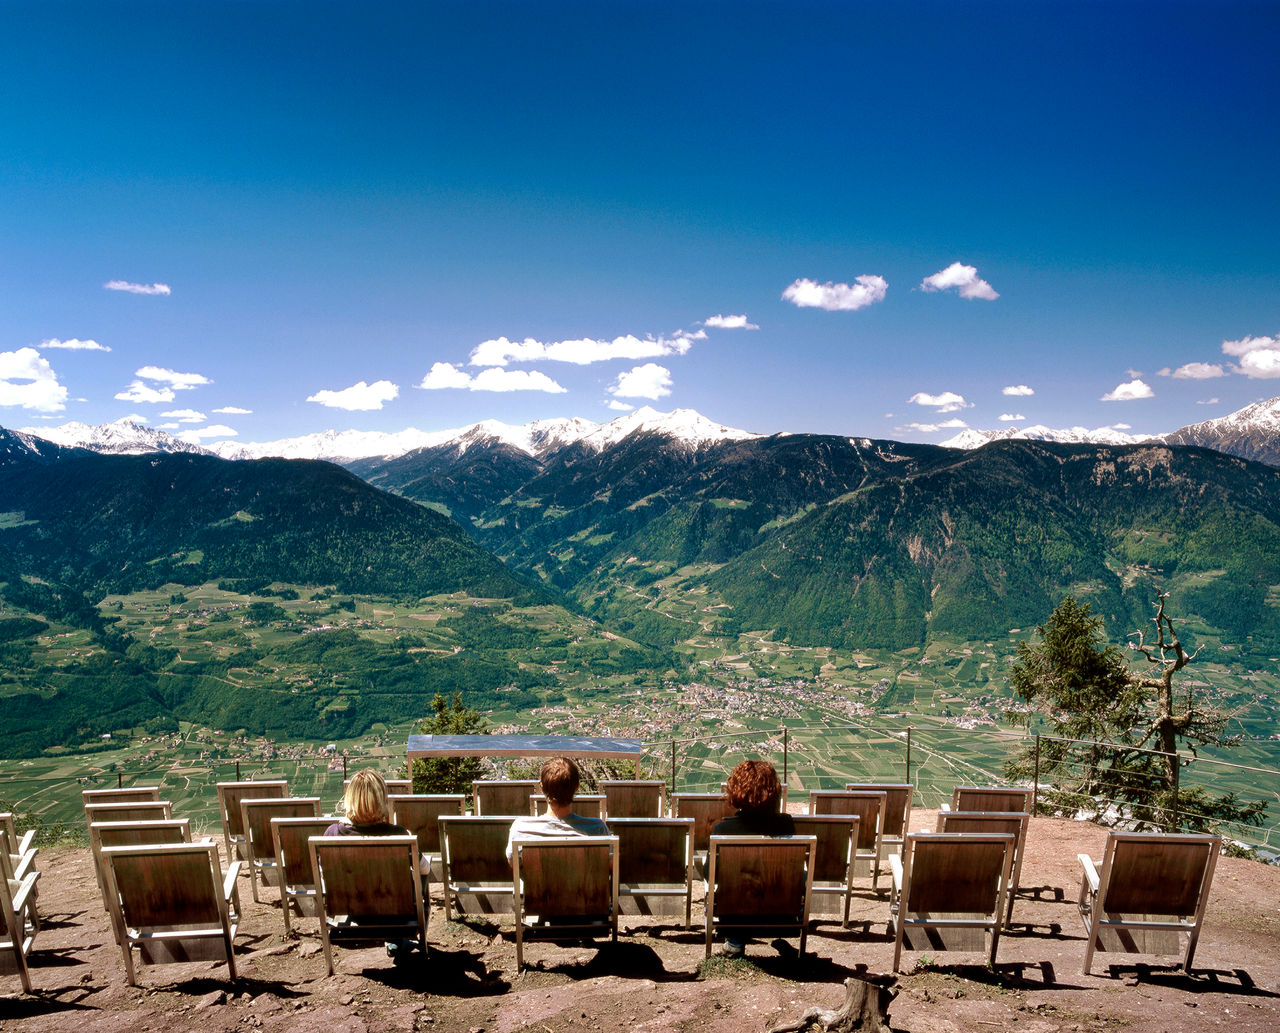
[3,812,1278,1033]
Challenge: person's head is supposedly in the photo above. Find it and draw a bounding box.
[539,757,581,808]
[725,760,782,813]
[344,769,391,825]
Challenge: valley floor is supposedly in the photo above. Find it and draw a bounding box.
[3,813,1279,1033]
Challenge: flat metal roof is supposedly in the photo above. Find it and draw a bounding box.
[406,733,643,761]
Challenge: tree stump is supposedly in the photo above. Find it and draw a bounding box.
[766,976,896,1033]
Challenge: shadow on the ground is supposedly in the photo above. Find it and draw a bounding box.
[1104,964,1280,998]
[903,960,1084,991]
[350,945,512,996]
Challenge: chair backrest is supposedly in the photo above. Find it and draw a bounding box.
[101,841,229,931]
[609,817,694,884]
[241,797,322,863]
[899,832,1014,916]
[309,834,422,920]
[472,780,541,816]
[808,790,885,852]
[513,836,618,920]
[672,793,736,854]
[531,794,605,819]
[792,814,859,883]
[1098,831,1219,918]
[951,786,1033,814]
[388,794,466,854]
[93,818,191,852]
[217,780,288,841]
[270,817,336,890]
[845,783,912,839]
[0,865,36,992]
[344,777,412,795]
[82,787,162,812]
[84,801,174,828]
[707,835,815,920]
[439,815,517,884]
[600,780,667,819]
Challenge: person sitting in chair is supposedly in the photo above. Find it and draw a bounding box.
[505,756,610,862]
[711,759,795,956]
[325,768,430,963]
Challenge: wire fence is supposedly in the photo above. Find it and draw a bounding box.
[3,721,1277,857]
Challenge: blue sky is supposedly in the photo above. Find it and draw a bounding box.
[2,1,1278,446]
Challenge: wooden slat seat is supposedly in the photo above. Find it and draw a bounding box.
[671,793,736,858]
[1078,830,1220,975]
[792,814,860,927]
[512,836,619,971]
[438,815,516,919]
[808,789,888,889]
[0,864,38,993]
[950,785,1034,814]
[472,780,541,816]
[269,817,336,936]
[936,810,1031,922]
[389,794,466,873]
[530,794,605,819]
[90,819,193,912]
[100,841,241,986]
[240,797,322,903]
[889,831,1015,972]
[845,782,913,859]
[600,780,667,819]
[704,835,816,957]
[608,817,695,928]
[309,835,427,976]
[216,780,288,862]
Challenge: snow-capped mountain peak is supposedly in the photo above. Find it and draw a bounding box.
[20,418,211,456]
[941,424,1151,449]
[578,406,760,452]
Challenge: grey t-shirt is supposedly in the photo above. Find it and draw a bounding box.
[505,812,611,861]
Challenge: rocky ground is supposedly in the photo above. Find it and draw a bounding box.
[2,812,1278,1032]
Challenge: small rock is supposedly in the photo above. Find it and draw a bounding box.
[340,994,354,1006]
[195,990,227,1010]
[299,942,322,958]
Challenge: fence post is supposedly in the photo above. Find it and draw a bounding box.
[1169,750,1181,833]
[670,739,677,797]
[783,727,789,792]
[1032,734,1041,815]
[235,761,241,781]
[905,727,912,784]
[117,771,123,789]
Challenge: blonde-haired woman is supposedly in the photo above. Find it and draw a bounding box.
[325,769,430,962]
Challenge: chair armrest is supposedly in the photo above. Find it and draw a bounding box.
[223,861,243,902]
[13,849,38,881]
[1077,853,1100,894]
[17,830,35,855]
[10,871,39,914]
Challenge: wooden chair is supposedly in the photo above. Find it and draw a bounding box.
[309,835,427,976]
[1078,831,1220,975]
[216,780,288,862]
[472,780,541,816]
[240,797,321,903]
[269,816,336,936]
[608,817,695,928]
[530,794,605,819]
[936,810,1031,923]
[90,819,194,911]
[438,815,516,919]
[600,780,667,819]
[0,860,38,993]
[100,841,241,986]
[671,793,736,858]
[950,785,1033,814]
[389,793,466,871]
[0,812,37,886]
[808,789,887,889]
[704,835,815,957]
[82,786,162,813]
[792,814,859,927]
[511,836,619,971]
[846,782,913,859]
[888,831,1015,972]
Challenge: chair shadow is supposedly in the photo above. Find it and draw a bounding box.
[904,960,1082,991]
[1103,964,1279,998]
[521,940,697,983]
[356,945,512,997]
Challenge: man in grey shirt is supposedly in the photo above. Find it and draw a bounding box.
[505,756,610,862]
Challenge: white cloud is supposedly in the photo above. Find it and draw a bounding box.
[781,275,888,312]
[177,424,238,443]
[416,362,566,393]
[1002,384,1034,396]
[907,390,970,413]
[1157,362,1225,379]
[1101,379,1154,401]
[469,331,699,367]
[159,408,206,424]
[213,406,252,414]
[609,363,673,401]
[1221,334,1280,378]
[901,419,968,433]
[703,314,759,330]
[307,380,399,410]
[156,423,179,430]
[115,380,175,404]
[136,365,211,390]
[919,262,999,300]
[999,413,1025,421]
[1196,397,1220,405]
[40,337,110,352]
[104,280,171,295]
[606,399,634,412]
[0,347,68,412]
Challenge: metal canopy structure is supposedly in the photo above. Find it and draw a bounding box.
[406,734,643,762]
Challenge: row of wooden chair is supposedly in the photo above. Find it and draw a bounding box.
[1,812,41,992]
